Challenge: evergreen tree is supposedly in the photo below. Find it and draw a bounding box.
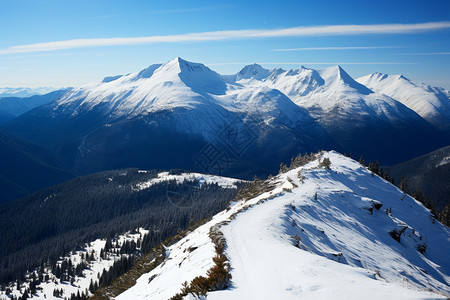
[400,178,409,193]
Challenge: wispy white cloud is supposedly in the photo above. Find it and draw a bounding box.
[273,46,398,51]
[1,21,449,55]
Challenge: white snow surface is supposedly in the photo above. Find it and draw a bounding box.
[357,72,450,129]
[135,171,242,191]
[117,151,450,300]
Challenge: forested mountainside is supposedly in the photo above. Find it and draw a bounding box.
[0,168,243,288]
[0,129,73,203]
[385,145,450,225]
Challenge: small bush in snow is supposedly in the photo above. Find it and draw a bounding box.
[319,157,331,169]
[169,228,232,299]
[291,234,302,248]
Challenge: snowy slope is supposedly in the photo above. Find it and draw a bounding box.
[116,151,450,300]
[357,72,450,130]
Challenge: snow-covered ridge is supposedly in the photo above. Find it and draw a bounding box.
[134,171,243,191]
[116,151,450,299]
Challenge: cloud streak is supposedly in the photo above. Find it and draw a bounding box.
[1,21,449,55]
[273,46,398,51]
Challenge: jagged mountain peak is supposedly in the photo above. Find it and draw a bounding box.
[236,63,271,81]
[318,65,373,94]
[102,74,124,83]
[158,57,214,75]
[135,64,163,79]
[362,72,411,84]
[365,72,389,81]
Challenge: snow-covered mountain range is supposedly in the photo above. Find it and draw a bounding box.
[357,72,450,130]
[115,151,450,299]
[50,57,447,130]
[3,58,449,177]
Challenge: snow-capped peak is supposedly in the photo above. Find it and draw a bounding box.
[102,74,124,83]
[134,63,163,80]
[156,57,213,75]
[236,63,271,81]
[361,72,411,84]
[318,65,373,95]
[363,72,389,81]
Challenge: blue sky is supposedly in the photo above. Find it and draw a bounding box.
[1,0,449,88]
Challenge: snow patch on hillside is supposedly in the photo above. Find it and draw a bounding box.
[437,156,450,167]
[134,172,242,191]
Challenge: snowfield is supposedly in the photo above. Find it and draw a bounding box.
[117,151,450,299]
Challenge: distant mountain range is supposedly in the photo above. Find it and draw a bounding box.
[0,129,73,203]
[0,89,69,123]
[0,87,61,98]
[1,57,449,196]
